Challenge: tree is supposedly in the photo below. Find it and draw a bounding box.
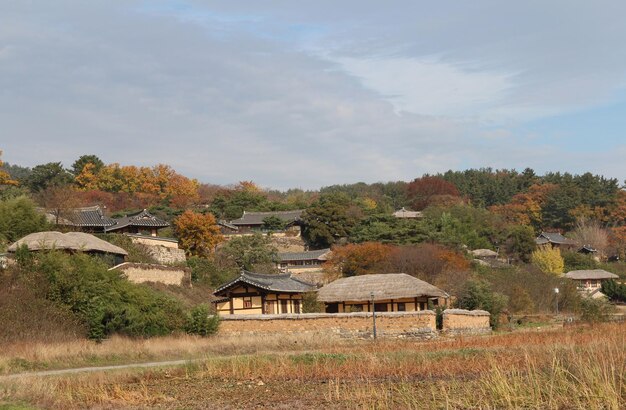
[26,162,73,192]
[71,154,104,176]
[301,193,360,248]
[504,225,536,262]
[173,211,223,258]
[262,215,285,231]
[456,280,508,328]
[218,233,278,272]
[324,242,395,278]
[350,214,429,244]
[0,151,18,186]
[406,176,461,210]
[0,196,50,245]
[569,218,609,257]
[37,185,82,225]
[531,247,565,275]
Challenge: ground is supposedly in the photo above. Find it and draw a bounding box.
[0,323,624,409]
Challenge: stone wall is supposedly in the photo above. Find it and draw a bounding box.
[442,309,491,335]
[113,262,191,287]
[144,245,187,265]
[219,311,437,339]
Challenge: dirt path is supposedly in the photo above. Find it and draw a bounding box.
[0,358,200,380]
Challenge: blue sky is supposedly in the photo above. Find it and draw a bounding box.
[1,1,625,189]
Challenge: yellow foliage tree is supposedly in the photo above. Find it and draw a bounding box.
[531,247,564,275]
[0,150,18,186]
[174,210,223,258]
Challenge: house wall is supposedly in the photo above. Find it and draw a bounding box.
[116,264,191,287]
[215,285,304,316]
[218,311,437,339]
[442,309,491,335]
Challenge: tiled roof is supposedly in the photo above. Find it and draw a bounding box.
[42,205,117,228]
[218,220,239,231]
[278,248,331,262]
[229,210,304,226]
[214,270,316,295]
[106,210,169,232]
[537,232,576,245]
[565,269,619,280]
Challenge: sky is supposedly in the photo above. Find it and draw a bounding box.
[1,1,625,189]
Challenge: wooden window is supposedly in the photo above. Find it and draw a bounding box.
[374,303,388,312]
[397,302,406,312]
[293,300,301,314]
[243,297,252,309]
[280,299,289,314]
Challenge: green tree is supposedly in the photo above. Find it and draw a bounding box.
[562,251,597,272]
[184,304,219,336]
[262,215,285,231]
[26,162,73,192]
[601,280,626,303]
[301,193,360,248]
[0,196,50,245]
[504,225,536,262]
[186,256,238,288]
[218,233,278,271]
[457,280,508,328]
[71,154,104,176]
[350,214,428,244]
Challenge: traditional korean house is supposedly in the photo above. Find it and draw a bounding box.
[42,205,117,232]
[535,232,576,250]
[105,209,169,236]
[564,269,618,294]
[228,210,304,233]
[277,248,331,273]
[7,231,128,265]
[218,220,239,235]
[392,207,423,219]
[317,273,449,313]
[213,270,316,316]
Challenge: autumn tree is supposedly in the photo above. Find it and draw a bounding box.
[531,247,565,275]
[71,154,104,176]
[569,218,609,256]
[37,185,82,226]
[324,242,395,279]
[0,151,18,186]
[173,211,223,258]
[406,176,461,210]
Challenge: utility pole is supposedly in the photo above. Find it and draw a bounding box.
[370,291,377,339]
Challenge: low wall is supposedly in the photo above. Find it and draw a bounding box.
[219,311,437,339]
[144,246,187,265]
[442,309,491,335]
[112,262,191,287]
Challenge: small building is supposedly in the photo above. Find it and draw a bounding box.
[41,205,117,232]
[228,210,304,233]
[564,269,618,293]
[317,273,449,313]
[213,270,316,316]
[392,207,423,219]
[105,209,169,236]
[535,232,576,250]
[7,231,128,265]
[277,248,331,273]
[218,220,239,235]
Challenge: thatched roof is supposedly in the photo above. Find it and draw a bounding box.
[470,249,498,258]
[317,273,448,303]
[8,231,128,256]
[565,269,618,280]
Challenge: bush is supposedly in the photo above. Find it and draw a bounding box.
[601,280,626,303]
[185,304,219,336]
[579,297,614,323]
[563,251,597,272]
[457,280,508,328]
[187,256,237,287]
[302,291,325,313]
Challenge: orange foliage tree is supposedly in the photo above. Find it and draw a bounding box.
[406,176,460,210]
[0,151,18,186]
[490,183,557,228]
[173,211,223,258]
[324,242,395,279]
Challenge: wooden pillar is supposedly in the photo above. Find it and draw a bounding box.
[229,292,234,314]
[414,297,418,311]
[261,293,266,315]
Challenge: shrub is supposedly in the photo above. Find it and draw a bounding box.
[531,247,564,275]
[601,280,626,303]
[563,251,597,271]
[579,297,614,323]
[185,304,219,336]
[187,256,237,287]
[302,291,325,313]
[457,280,508,328]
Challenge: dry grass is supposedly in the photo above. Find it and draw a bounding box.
[1,323,624,409]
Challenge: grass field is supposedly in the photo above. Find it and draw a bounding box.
[0,323,624,409]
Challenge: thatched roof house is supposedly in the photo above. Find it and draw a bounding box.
[8,231,127,265]
[317,273,449,314]
[565,269,618,295]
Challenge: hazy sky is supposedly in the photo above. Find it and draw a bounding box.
[2,1,625,189]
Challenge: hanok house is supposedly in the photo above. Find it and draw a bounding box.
[41,205,117,233]
[317,273,449,313]
[277,248,331,273]
[228,210,304,233]
[7,231,128,266]
[565,269,618,294]
[392,207,423,219]
[213,271,316,316]
[535,232,577,250]
[105,209,169,237]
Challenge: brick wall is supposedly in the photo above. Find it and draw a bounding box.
[219,311,436,339]
[442,309,491,335]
